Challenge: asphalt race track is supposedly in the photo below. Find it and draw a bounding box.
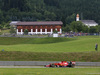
[0,61,100,66]
[0,61,100,68]
[0,66,100,68]
[0,66,45,68]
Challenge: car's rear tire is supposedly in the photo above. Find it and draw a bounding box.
[56,65,60,67]
[71,64,75,68]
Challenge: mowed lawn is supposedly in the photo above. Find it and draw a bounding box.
[0,36,100,52]
[0,68,100,75]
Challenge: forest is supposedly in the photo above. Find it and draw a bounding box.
[0,0,100,30]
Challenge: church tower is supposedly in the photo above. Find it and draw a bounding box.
[76,14,79,21]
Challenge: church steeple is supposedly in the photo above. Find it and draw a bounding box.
[76,14,79,21]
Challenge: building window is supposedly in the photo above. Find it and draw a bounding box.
[58,28,60,32]
[28,29,31,32]
[42,29,45,32]
[18,29,21,32]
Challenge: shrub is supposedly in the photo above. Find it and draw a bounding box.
[24,29,28,35]
[53,30,58,33]
[10,27,16,33]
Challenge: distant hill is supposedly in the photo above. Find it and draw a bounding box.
[0,0,100,26]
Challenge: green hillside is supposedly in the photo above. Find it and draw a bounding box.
[0,36,100,61]
[0,0,100,26]
[0,36,99,52]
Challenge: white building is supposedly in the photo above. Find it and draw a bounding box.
[76,14,98,27]
[15,21,63,35]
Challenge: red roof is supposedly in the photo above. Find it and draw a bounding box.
[16,21,63,25]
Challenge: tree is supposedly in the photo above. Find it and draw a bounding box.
[96,25,100,33]
[65,14,76,24]
[44,11,56,21]
[44,0,59,7]
[24,29,28,35]
[62,25,71,32]
[53,30,58,33]
[0,10,4,23]
[10,27,16,33]
[70,21,84,32]
[82,25,89,33]
[89,26,97,33]
[0,24,2,29]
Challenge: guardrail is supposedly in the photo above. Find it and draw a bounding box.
[76,62,100,66]
[0,61,100,66]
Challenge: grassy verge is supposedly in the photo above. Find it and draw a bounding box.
[0,51,100,62]
[0,68,100,75]
[0,37,75,45]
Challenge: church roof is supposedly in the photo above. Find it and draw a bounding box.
[80,20,98,25]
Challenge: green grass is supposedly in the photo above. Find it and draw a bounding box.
[0,37,75,45]
[0,29,10,34]
[0,36,100,52]
[0,51,100,61]
[0,36,100,61]
[0,68,100,75]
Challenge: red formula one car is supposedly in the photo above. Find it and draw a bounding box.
[45,61,75,67]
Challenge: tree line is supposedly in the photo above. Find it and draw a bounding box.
[0,0,100,33]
